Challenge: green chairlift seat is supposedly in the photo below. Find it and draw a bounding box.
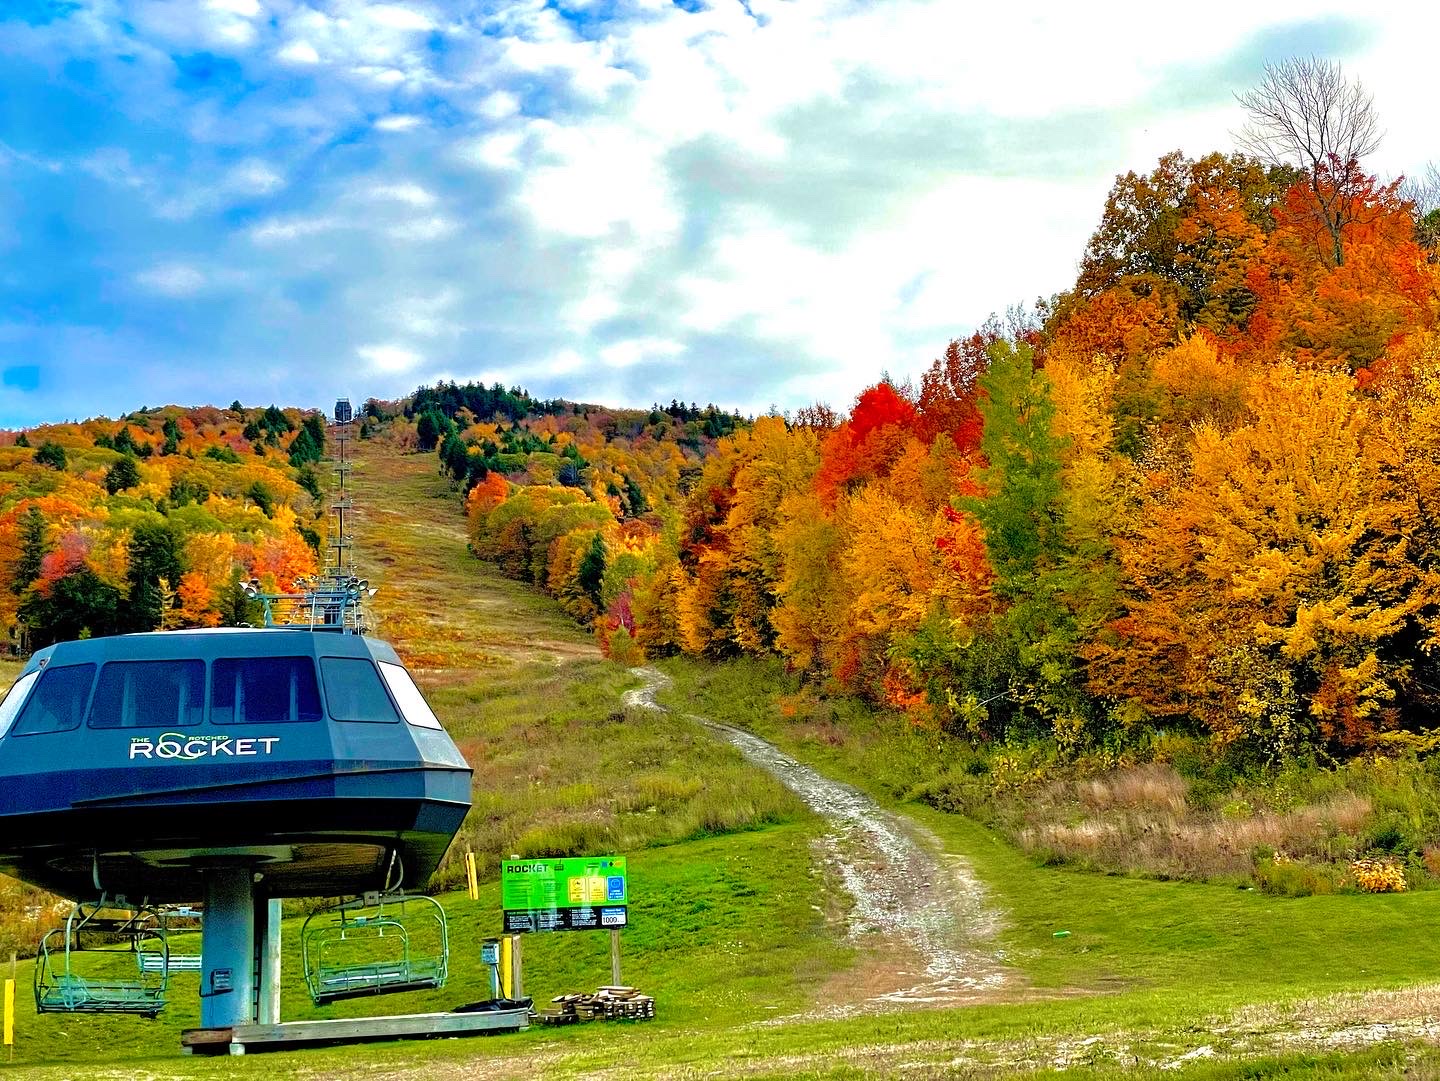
[302,892,449,1004]
[34,898,169,1017]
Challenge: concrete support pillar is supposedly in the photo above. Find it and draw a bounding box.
[200,868,256,1029]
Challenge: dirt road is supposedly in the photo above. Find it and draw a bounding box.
[625,666,1009,1015]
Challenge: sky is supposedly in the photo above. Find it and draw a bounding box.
[0,1,1436,428]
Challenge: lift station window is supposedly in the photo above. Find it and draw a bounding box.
[320,657,401,723]
[377,662,444,730]
[11,664,96,736]
[212,657,323,724]
[89,660,205,729]
[0,670,40,740]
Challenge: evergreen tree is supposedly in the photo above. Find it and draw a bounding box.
[577,533,606,608]
[440,432,469,482]
[14,507,47,595]
[104,454,141,494]
[34,442,66,470]
[125,522,183,632]
[288,426,321,467]
[623,473,649,515]
[416,411,442,452]
[20,570,122,647]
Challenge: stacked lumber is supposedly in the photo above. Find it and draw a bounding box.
[542,986,656,1023]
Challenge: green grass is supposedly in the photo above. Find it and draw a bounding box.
[1,822,848,1072]
[658,655,1440,994]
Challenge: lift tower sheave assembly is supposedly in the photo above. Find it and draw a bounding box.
[0,396,514,1053]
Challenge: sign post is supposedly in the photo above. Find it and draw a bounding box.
[500,856,628,933]
[501,855,628,998]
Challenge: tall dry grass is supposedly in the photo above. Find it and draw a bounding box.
[1019,765,1375,879]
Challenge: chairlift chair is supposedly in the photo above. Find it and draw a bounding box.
[34,897,170,1017]
[138,905,203,975]
[301,891,449,1004]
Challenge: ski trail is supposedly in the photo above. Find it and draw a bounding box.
[625,666,1008,1013]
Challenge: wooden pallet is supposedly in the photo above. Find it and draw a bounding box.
[546,986,656,1023]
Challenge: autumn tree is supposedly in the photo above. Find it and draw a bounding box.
[1059,151,1294,348]
[916,330,989,449]
[1092,364,1426,757]
[943,341,1115,743]
[1236,56,1382,267]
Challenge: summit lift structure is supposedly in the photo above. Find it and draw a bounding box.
[0,397,526,1053]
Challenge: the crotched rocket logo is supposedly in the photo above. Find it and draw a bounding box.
[128,733,280,760]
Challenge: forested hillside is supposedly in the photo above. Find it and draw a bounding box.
[0,404,328,648]
[447,147,1440,773]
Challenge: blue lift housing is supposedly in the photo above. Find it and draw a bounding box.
[0,628,472,903]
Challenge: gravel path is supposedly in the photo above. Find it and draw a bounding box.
[626,666,1009,1013]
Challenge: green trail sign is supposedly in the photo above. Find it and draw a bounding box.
[501,856,628,933]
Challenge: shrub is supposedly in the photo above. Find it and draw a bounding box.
[1351,857,1407,893]
[1254,854,1343,897]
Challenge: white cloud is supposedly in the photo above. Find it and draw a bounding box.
[375,114,424,132]
[546,348,586,376]
[458,130,525,171]
[248,215,340,243]
[229,159,284,196]
[17,0,1440,428]
[387,215,455,241]
[354,66,408,85]
[381,289,461,338]
[367,182,436,207]
[136,263,208,297]
[357,343,423,373]
[208,0,261,15]
[477,91,521,121]
[365,4,434,32]
[600,338,684,369]
[154,158,285,220]
[277,40,321,65]
[561,294,621,336]
[203,0,262,47]
[514,122,679,241]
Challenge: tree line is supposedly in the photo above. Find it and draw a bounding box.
[457,58,1440,764]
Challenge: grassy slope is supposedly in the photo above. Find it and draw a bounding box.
[8,445,1440,1078]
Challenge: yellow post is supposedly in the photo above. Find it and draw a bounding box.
[3,976,14,1056]
[465,850,479,901]
[500,935,512,999]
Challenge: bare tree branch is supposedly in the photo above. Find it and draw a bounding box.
[1401,162,1440,254]
[1234,56,1383,266]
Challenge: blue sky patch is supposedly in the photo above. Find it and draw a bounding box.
[2,366,41,393]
